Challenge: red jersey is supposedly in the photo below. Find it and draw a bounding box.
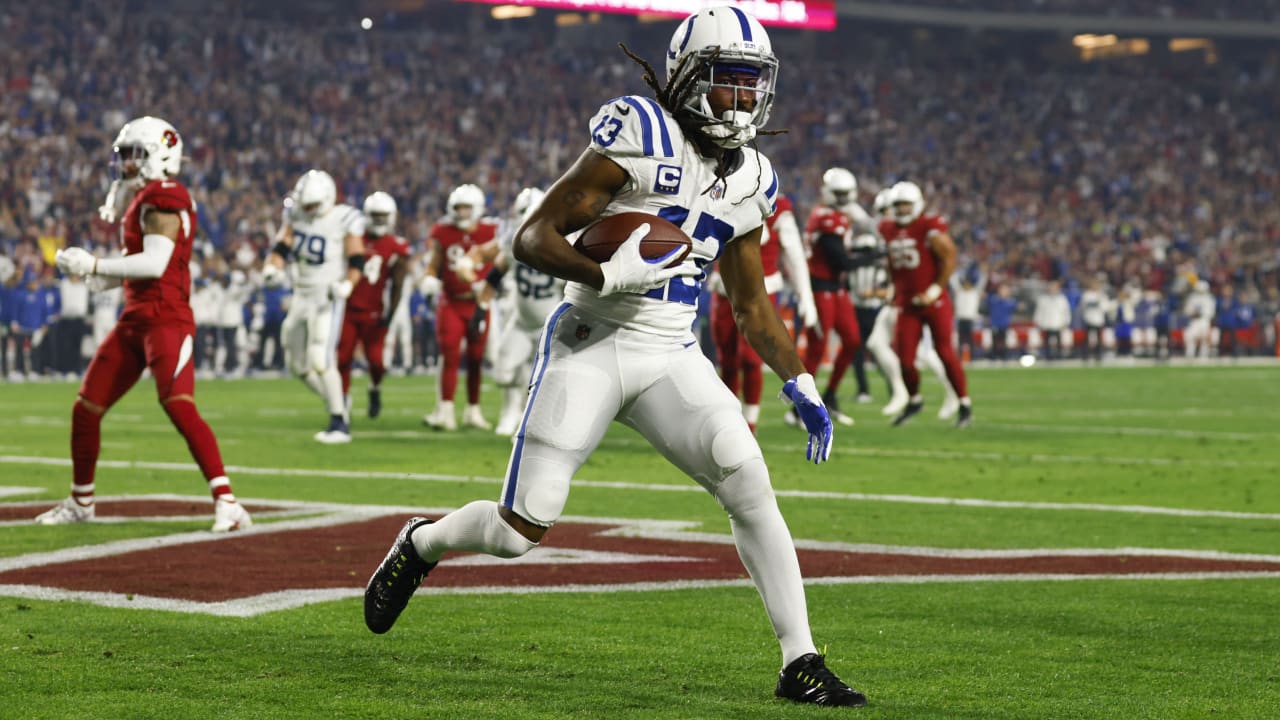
[349,234,411,314]
[760,195,793,277]
[428,219,498,301]
[878,214,949,308]
[804,205,851,285]
[120,179,196,320]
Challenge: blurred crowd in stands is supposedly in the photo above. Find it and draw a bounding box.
[858,0,1280,21]
[2,1,1278,380]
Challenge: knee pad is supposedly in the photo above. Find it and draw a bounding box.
[711,456,775,518]
[307,342,330,375]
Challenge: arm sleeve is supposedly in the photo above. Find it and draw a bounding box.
[776,210,813,299]
[93,234,176,279]
[817,234,858,272]
[845,203,878,235]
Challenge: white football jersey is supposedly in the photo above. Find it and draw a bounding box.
[286,203,366,293]
[564,95,779,338]
[498,218,567,331]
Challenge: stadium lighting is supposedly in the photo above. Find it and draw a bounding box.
[492,5,536,19]
[456,0,836,31]
[360,17,373,30]
[1072,33,1118,49]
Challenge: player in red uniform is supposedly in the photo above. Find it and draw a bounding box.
[37,116,251,532]
[420,184,499,431]
[798,168,877,426]
[710,194,816,432]
[337,191,410,422]
[878,181,972,428]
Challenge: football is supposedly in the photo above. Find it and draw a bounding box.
[574,211,692,267]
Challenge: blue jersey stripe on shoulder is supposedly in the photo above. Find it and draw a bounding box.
[765,169,779,200]
[640,98,674,157]
[728,6,753,41]
[620,96,655,157]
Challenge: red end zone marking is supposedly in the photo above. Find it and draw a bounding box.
[3,504,1280,606]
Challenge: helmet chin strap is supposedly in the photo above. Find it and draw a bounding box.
[702,110,756,149]
[98,176,146,224]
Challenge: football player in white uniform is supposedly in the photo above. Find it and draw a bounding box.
[365,7,865,708]
[264,169,367,443]
[459,187,568,437]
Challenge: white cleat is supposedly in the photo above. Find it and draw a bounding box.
[314,429,353,444]
[212,498,252,533]
[831,410,856,427]
[463,404,491,431]
[422,403,457,431]
[34,497,95,525]
[938,396,961,420]
[783,407,801,428]
[314,416,352,444]
[882,395,910,417]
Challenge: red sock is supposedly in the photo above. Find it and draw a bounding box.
[742,364,763,405]
[466,357,483,404]
[70,401,101,504]
[163,398,227,481]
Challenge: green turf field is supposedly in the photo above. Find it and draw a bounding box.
[2,364,1279,719]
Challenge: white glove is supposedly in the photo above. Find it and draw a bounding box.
[419,275,442,298]
[705,271,726,297]
[598,223,697,297]
[796,293,819,330]
[452,254,477,283]
[913,283,943,306]
[55,247,97,277]
[330,279,354,301]
[261,263,284,287]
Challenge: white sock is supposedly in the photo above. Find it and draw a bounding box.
[411,500,536,563]
[321,367,345,416]
[502,387,525,417]
[209,476,234,503]
[743,403,760,425]
[870,341,908,399]
[719,461,817,666]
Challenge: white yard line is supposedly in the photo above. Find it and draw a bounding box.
[3,455,1278,521]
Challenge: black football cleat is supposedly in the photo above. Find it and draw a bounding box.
[775,653,868,707]
[955,404,972,429]
[821,388,842,414]
[368,387,382,419]
[891,400,924,427]
[822,388,856,427]
[364,517,436,634]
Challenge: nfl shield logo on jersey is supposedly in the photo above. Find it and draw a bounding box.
[575,324,592,341]
[654,164,682,195]
[709,181,726,200]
